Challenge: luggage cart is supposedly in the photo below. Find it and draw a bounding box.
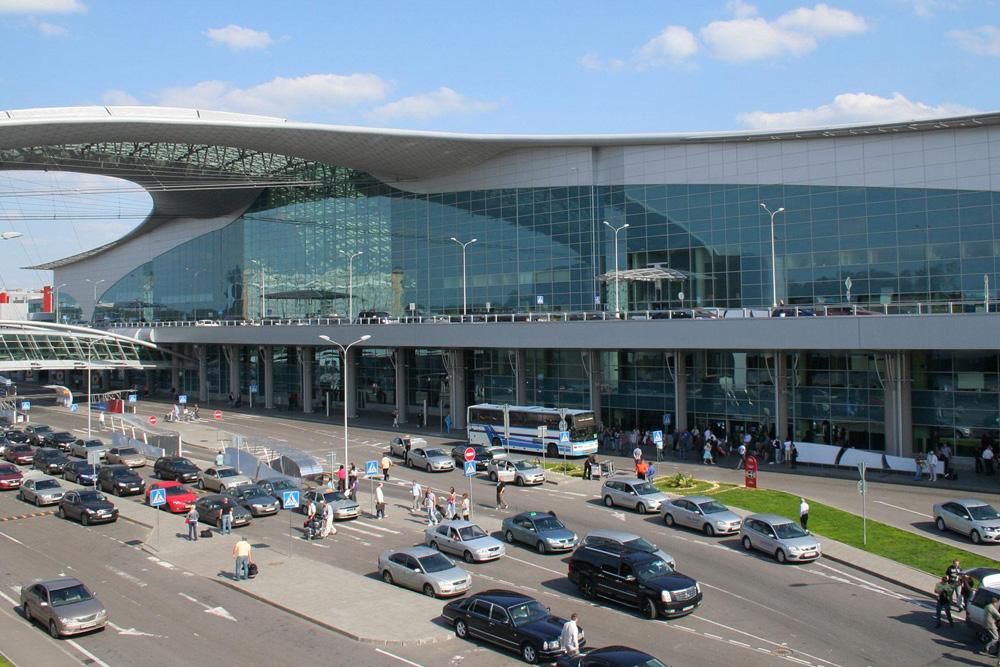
[597,460,615,479]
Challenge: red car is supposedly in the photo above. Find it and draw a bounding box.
[145,480,198,513]
[3,444,34,466]
[0,463,22,490]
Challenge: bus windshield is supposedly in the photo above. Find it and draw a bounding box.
[569,413,596,441]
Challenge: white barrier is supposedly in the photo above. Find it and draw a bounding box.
[791,440,943,475]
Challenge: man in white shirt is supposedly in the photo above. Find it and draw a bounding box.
[375,482,386,519]
[559,612,580,657]
[926,450,939,482]
[321,500,336,537]
[411,480,422,513]
[799,498,810,530]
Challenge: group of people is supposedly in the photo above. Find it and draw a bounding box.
[411,480,471,525]
[934,558,1000,659]
[167,401,199,422]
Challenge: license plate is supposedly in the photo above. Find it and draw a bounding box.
[682,605,694,612]
[801,552,816,557]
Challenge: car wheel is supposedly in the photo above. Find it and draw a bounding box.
[580,578,596,600]
[642,597,658,620]
[34,496,41,507]
[381,570,394,585]
[636,502,647,514]
[425,462,431,472]
[455,619,468,639]
[56,506,63,518]
[489,471,497,482]
[742,536,753,551]
[463,551,475,564]
[703,523,715,537]
[516,476,524,487]
[48,620,60,639]
[429,541,439,551]
[663,513,675,527]
[505,530,515,544]
[21,603,31,623]
[196,479,204,490]
[491,437,502,448]
[776,549,787,563]
[935,517,946,531]
[603,495,614,507]
[422,584,436,598]
[546,443,558,458]
[81,513,90,526]
[521,642,539,664]
[972,530,982,545]
[536,541,546,554]
[116,487,123,497]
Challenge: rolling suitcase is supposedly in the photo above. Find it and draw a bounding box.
[247,562,258,579]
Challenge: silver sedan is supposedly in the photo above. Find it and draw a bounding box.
[20,577,108,638]
[197,466,253,493]
[18,476,65,506]
[425,520,506,563]
[661,496,743,536]
[105,447,145,468]
[740,513,821,563]
[378,546,472,598]
[933,499,1000,544]
[406,447,455,472]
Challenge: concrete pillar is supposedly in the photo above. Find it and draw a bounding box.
[449,349,467,430]
[588,350,602,419]
[197,346,208,402]
[674,351,688,434]
[774,351,788,441]
[345,347,359,419]
[263,346,274,409]
[227,345,240,400]
[170,353,180,393]
[515,349,527,405]
[884,352,913,457]
[899,353,913,457]
[394,348,408,424]
[301,346,314,414]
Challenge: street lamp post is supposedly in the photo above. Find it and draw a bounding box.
[603,221,629,315]
[318,334,371,481]
[84,278,106,322]
[340,251,363,321]
[759,203,785,308]
[54,283,67,323]
[449,238,477,316]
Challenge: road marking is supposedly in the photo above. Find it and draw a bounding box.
[728,640,751,648]
[690,616,845,667]
[337,523,388,539]
[353,520,401,534]
[108,621,165,638]
[703,632,722,640]
[0,589,18,606]
[873,501,931,518]
[66,639,112,667]
[375,648,425,667]
[503,554,564,575]
[178,592,237,621]
[104,565,148,588]
[0,531,24,545]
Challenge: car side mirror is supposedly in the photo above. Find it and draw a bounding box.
[39,601,48,607]
[625,575,637,582]
[411,567,421,572]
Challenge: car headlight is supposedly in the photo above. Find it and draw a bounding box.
[546,538,560,544]
[716,520,729,528]
[251,503,263,508]
[437,582,452,591]
[543,639,560,650]
[661,590,672,603]
[117,481,126,486]
[696,582,702,594]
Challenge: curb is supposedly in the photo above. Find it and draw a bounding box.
[211,577,453,647]
[821,552,933,599]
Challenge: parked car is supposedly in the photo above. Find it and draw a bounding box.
[229,484,281,517]
[389,435,427,458]
[661,495,743,536]
[5,430,30,444]
[194,494,252,528]
[933,499,1000,544]
[580,531,675,569]
[488,458,545,486]
[0,462,23,490]
[502,511,577,553]
[105,446,146,468]
[145,480,197,513]
[24,424,53,446]
[301,489,360,520]
[450,444,507,469]
[57,490,118,525]
[197,466,252,492]
[601,478,670,514]
[355,310,394,324]
[556,646,667,667]
[962,568,1000,642]
[69,439,109,461]
[44,432,77,452]
[32,448,71,475]
[152,456,201,483]
[442,590,584,664]
[97,464,145,497]
[739,513,821,563]
[18,476,65,506]
[62,460,100,486]
[258,478,299,503]
[20,577,108,638]
[568,542,701,620]
[425,520,506,563]
[407,447,455,472]
[378,546,472,598]
[4,443,34,465]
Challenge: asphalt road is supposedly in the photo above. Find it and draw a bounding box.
[2,403,997,667]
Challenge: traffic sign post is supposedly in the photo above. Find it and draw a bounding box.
[20,401,30,411]
[858,462,867,545]
[282,489,300,559]
[464,459,477,520]
[464,460,477,476]
[178,395,187,405]
[148,415,158,426]
[149,487,166,552]
[464,447,476,462]
[213,410,222,449]
[365,460,379,516]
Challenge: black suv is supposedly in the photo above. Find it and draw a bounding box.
[97,464,145,496]
[32,447,70,475]
[153,456,201,483]
[45,431,77,452]
[442,589,584,664]
[556,646,667,667]
[5,430,30,445]
[567,543,701,620]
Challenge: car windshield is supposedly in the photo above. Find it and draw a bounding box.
[485,447,505,457]
[513,460,538,471]
[0,464,15,473]
[271,480,294,491]
[54,433,73,440]
[240,486,265,497]
[35,480,59,490]
[507,600,549,627]
[458,525,488,540]
[165,486,190,496]
[49,584,93,607]
[697,500,729,515]
[417,553,454,573]
[84,441,103,448]
[173,458,194,466]
[633,482,660,495]
[78,491,106,503]
[533,516,564,531]
[112,469,134,478]
[33,426,52,434]
[12,445,31,453]
[118,448,139,456]
[969,505,1000,521]
[425,449,447,458]
[773,522,809,539]
[623,537,657,553]
[217,469,237,478]
[634,558,675,579]
[322,491,349,502]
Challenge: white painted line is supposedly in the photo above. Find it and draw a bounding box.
[104,565,148,588]
[704,632,722,640]
[504,554,564,576]
[0,531,25,546]
[674,625,697,633]
[375,647,424,667]
[0,589,18,606]
[691,616,845,667]
[353,520,402,534]
[873,501,932,518]
[337,523,387,539]
[729,640,751,648]
[66,639,113,667]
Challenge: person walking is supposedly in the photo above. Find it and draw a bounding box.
[799,497,810,530]
[961,574,976,614]
[411,480,422,513]
[185,506,199,541]
[425,490,438,526]
[98,411,105,429]
[926,449,939,483]
[220,498,233,536]
[655,436,663,462]
[348,476,359,500]
[322,499,336,537]
[392,408,399,428]
[983,597,1000,654]
[940,443,952,477]
[985,445,996,476]
[495,479,508,510]
[559,612,581,657]
[460,492,470,520]
[933,576,955,628]
[702,442,714,465]
[337,465,347,492]
[380,453,392,481]
[946,559,964,610]
[215,449,225,467]
[636,459,648,481]
[446,487,457,520]
[348,463,358,489]
[233,537,252,581]
[737,441,747,470]
[375,482,386,519]
[789,442,798,469]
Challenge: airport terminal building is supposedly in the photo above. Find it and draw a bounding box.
[4,106,1000,458]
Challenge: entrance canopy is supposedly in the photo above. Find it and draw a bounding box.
[0,321,172,371]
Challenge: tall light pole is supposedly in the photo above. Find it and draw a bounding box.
[54,283,67,323]
[0,232,23,292]
[318,334,371,478]
[603,221,629,315]
[449,237,478,316]
[73,335,104,439]
[760,203,785,308]
[247,260,266,320]
[85,278,106,322]
[340,251,363,321]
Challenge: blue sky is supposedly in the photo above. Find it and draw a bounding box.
[0,0,998,287]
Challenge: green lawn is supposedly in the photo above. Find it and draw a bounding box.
[710,486,1000,576]
[0,653,12,667]
[542,462,585,478]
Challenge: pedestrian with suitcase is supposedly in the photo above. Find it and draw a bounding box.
[233,537,252,581]
[186,507,199,541]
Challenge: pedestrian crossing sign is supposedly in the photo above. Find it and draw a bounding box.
[559,431,570,444]
[464,460,477,477]
[365,460,379,477]
[149,488,166,507]
[282,490,300,509]
[652,430,663,445]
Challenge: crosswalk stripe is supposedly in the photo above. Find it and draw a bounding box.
[353,520,401,534]
[337,523,388,538]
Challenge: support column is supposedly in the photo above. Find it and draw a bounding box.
[301,346,314,414]
[227,345,240,401]
[674,351,688,434]
[449,349,467,430]
[587,350,602,419]
[263,346,274,409]
[197,346,208,402]
[774,351,788,441]
[899,353,913,457]
[884,352,913,457]
[345,347,359,419]
[515,349,527,405]
[394,348,408,424]
[170,353,180,393]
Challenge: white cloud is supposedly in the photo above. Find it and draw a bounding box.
[0,0,83,12]
[369,87,498,122]
[203,24,273,51]
[948,25,1000,56]
[36,20,66,36]
[736,92,979,129]
[897,0,948,18]
[101,89,141,106]
[636,25,699,66]
[578,53,625,71]
[774,3,868,37]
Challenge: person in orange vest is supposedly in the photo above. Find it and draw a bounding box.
[636,459,649,480]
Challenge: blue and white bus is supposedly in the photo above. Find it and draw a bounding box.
[466,404,599,457]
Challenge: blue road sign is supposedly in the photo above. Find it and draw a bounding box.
[559,430,570,444]
[178,395,188,404]
[464,460,477,477]
[128,394,138,404]
[662,413,671,426]
[20,401,30,411]
[149,487,167,507]
[250,383,259,394]
[69,403,79,413]
[364,460,379,476]
[652,430,663,445]
[282,490,300,510]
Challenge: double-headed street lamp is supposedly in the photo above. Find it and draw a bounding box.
[340,251,363,321]
[449,237,477,316]
[760,203,785,308]
[54,282,67,323]
[603,221,629,315]
[84,278,106,321]
[318,334,371,480]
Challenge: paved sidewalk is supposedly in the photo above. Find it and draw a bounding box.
[0,603,82,667]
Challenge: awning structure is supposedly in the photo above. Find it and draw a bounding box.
[598,267,688,283]
[265,289,349,300]
[0,321,174,370]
